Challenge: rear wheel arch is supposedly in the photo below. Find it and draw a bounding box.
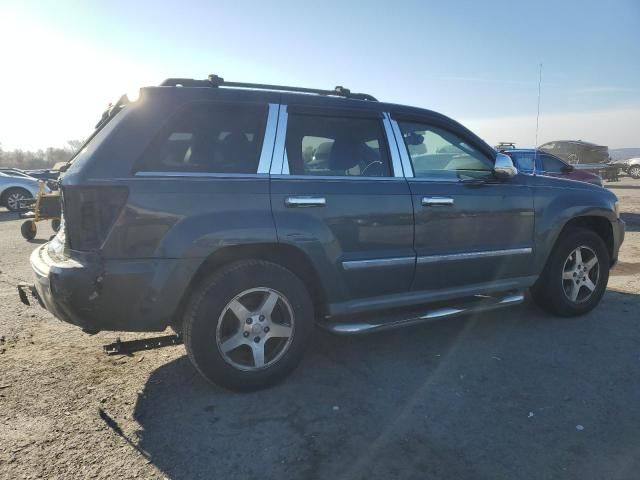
[171,243,328,331]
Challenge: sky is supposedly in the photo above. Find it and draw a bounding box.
[0,0,639,151]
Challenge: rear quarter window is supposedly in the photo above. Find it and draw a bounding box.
[135,102,267,174]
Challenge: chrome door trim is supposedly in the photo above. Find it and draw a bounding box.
[284,196,326,207]
[270,105,288,175]
[256,103,280,174]
[422,196,454,206]
[417,247,533,264]
[342,256,415,271]
[388,118,414,178]
[270,174,406,182]
[382,113,405,178]
[134,171,267,179]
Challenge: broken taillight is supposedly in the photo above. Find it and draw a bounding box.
[61,186,128,251]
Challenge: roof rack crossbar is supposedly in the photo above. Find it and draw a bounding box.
[160,75,377,101]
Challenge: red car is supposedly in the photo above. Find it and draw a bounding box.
[503,149,603,186]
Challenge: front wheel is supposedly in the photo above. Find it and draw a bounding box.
[531,228,609,316]
[183,260,314,391]
[628,165,640,179]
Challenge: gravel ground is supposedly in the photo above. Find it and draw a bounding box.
[1,178,639,480]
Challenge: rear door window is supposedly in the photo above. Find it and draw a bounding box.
[136,102,267,174]
[285,114,392,177]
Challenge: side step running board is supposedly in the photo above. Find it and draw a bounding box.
[321,292,525,335]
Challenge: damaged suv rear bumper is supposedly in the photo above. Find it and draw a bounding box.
[23,243,199,333]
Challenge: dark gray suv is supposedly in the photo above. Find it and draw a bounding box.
[22,76,625,390]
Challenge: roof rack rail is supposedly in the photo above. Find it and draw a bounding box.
[159,75,378,101]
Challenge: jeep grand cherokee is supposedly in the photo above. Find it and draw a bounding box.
[20,75,625,390]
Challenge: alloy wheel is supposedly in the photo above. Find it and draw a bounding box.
[216,287,294,371]
[562,245,599,303]
[7,192,26,211]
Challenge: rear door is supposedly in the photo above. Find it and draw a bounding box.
[390,115,535,292]
[269,105,415,302]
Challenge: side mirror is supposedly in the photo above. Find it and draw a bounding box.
[561,164,574,173]
[493,153,518,179]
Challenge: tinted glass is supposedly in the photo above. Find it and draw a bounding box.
[508,152,536,173]
[398,122,492,180]
[286,114,391,177]
[541,154,567,173]
[137,102,267,173]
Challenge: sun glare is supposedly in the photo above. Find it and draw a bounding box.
[0,10,155,150]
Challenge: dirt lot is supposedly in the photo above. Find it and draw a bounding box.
[1,178,639,480]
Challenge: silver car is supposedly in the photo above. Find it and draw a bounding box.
[0,170,45,211]
[610,157,640,179]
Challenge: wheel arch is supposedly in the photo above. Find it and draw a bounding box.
[0,185,32,206]
[171,242,328,330]
[557,215,614,260]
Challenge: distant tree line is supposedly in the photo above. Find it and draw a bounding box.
[0,140,83,170]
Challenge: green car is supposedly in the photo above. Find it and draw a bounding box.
[19,75,625,390]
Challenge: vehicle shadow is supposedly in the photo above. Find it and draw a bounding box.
[133,291,640,480]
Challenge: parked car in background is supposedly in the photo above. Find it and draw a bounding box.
[20,76,624,390]
[539,140,609,165]
[501,149,603,186]
[0,168,35,179]
[24,169,61,190]
[25,169,60,182]
[0,170,45,211]
[609,157,640,179]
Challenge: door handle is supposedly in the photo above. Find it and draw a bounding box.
[422,196,454,207]
[285,196,326,207]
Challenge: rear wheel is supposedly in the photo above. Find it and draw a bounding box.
[629,165,640,179]
[20,220,37,240]
[183,260,314,391]
[3,188,32,212]
[531,228,609,316]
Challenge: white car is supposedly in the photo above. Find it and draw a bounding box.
[0,170,45,211]
[610,157,640,179]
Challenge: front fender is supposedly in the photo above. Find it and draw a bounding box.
[531,177,618,274]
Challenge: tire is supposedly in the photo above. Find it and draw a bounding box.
[51,218,61,232]
[531,228,609,316]
[183,260,314,391]
[3,188,32,212]
[21,220,37,241]
[629,165,640,179]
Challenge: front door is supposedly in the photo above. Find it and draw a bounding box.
[270,106,415,303]
[391,116,535,292]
